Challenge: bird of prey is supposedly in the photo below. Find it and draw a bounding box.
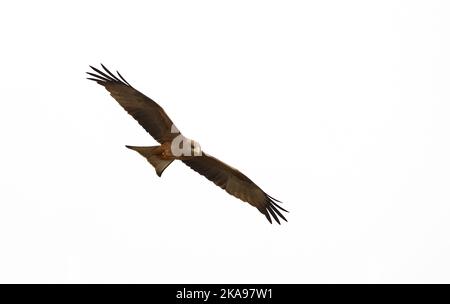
[87,64,288,224]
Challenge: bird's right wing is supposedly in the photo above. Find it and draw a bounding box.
[183,153,288,224]
[87,64,179,144]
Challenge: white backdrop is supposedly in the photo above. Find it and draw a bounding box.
[0,1,449,283]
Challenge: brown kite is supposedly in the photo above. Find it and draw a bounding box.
[87,65,288,224]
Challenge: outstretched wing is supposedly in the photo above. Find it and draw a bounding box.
[87,64,179,144]
[183,153,288,224]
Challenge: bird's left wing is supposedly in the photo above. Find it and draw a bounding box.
[182,153,288,224]
[87,64,179,144]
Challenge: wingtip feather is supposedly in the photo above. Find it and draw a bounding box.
[264,194,288,224]
[86,64,132,87]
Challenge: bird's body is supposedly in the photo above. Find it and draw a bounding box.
[132,139,198,160]
[87,64,288,224]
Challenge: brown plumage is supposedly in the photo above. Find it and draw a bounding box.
[87,64,288,224]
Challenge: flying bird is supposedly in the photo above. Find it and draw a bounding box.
[87,64,288,224]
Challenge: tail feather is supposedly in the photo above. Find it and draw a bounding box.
[126,145,174,177]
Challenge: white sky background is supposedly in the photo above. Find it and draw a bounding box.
[0,1,449,283]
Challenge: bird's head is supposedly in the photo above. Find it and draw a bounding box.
[170,135,202,157]
[190,140,202,156]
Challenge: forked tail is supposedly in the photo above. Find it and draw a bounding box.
[125,145,174,177]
